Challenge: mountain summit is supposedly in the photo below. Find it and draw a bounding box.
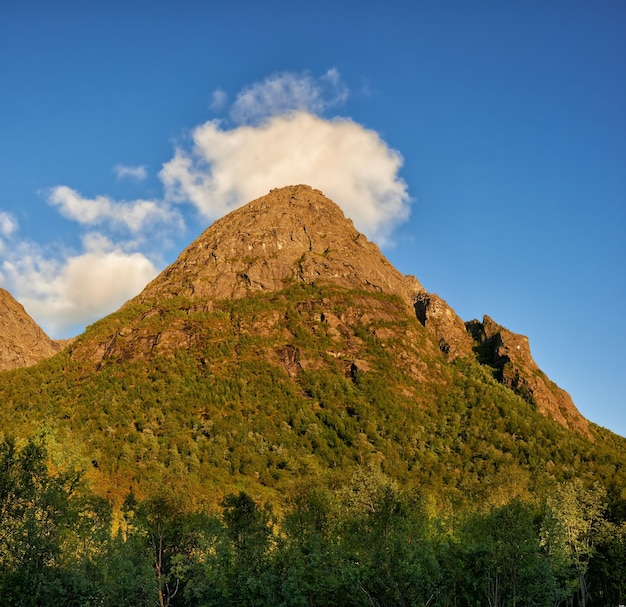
[135,185,423,309]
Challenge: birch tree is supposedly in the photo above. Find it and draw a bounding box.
[541,479,607,607]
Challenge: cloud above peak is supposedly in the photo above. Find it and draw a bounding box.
[161,110,410,244]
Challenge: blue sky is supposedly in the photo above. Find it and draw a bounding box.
[1,1,624,437]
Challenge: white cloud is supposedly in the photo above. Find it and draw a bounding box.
[80,232,117,253]
[1,236,157,338]
[114,164,147,180]
[160,111,410,244]
[48,186,182,234]
[229,69,349,125]
[0,212,18,255]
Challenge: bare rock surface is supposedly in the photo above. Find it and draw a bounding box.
[0,288,62,370]
[133,185,424,311]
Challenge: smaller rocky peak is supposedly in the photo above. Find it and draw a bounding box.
[0,288,62,371]
[414,291,474,360]
[467,315,590,436]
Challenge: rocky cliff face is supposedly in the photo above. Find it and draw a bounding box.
[0,289,62,370]
[414,292,474,360]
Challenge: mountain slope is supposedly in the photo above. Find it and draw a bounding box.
[74,185,587,434]
[0,288,62,370]
[0,185,623,507]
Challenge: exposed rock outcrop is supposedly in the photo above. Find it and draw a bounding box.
[414,292,474,360]
[467,315,589,436]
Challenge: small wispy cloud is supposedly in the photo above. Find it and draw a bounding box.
[229,69,349,125]
[210,88,228,112]
[114,164,148,180]
[0,212,17,238]
[48,186,183,234]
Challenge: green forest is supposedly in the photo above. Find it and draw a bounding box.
[1,436,624,607]
[1,284,626,605]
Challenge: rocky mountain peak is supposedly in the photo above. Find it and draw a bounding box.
[0,288,62,370]
[134,185,423,311]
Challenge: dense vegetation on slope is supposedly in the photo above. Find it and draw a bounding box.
[0,283,624,510]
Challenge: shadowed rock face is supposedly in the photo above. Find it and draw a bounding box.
[414,292,474,360]
[466,316,590,436]
[0,289,62,371]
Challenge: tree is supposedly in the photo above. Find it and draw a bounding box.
[587,520,626,606]
[541,479,608,607]
[336,468,443,607]
[220,491,277,606]
[459,499,557,607]
[0,435,111,606]
[179,491,278,607]
[122,492,207,607]
[276,486,349,607]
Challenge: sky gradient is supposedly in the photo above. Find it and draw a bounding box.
[1,1,625,437]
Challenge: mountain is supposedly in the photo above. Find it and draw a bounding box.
[0,288,63,371]
[73,185,587,434]
[0,185,624,507]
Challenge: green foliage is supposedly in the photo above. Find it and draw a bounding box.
[588,520,626,605]
[541,480,610,607]
[0,443,624,606]
[0,283,625,511]
[457,499,558,606]
[1,281,626,602]
[0,435,111,606]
